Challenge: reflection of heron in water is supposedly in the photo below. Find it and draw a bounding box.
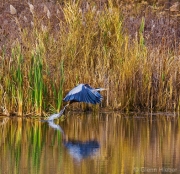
[48,84,106,121]
[47,120,100,161]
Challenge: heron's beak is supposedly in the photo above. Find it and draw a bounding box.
[65,103,70,108]
[96,88,107,91]
[100,88,107,91]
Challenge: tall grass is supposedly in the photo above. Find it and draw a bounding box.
[12,46,23,115]
[30,50,43,115]
[0,1,180,115]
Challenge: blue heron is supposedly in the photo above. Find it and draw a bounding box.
[47,84,105,121]
[63,84,105,104]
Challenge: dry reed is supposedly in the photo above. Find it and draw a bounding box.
[0,0,180,115]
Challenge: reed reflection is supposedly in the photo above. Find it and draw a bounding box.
[47,120,100,162]
[0,113,180,174]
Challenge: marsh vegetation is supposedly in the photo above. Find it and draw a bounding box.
[1,0,180,116]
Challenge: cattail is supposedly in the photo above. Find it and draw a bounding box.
[10,5,17,15]
[28,2,34,14]
[31,21,34,27]
[23,16,28,22]
[44,5,48,13]
[57,9,60,14]
[47,9,51,19]
[92,6,96,13]
[41,24,47,32]
[86,2,89,11]
[43,5,51,18]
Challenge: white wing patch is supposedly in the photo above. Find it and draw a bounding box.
[68,84,83,95]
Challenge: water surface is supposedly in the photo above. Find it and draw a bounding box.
[0,112,179,174]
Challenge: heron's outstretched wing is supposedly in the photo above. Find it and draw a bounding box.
[63,84,102,104]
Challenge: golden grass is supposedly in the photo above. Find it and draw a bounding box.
[0,1,180,115]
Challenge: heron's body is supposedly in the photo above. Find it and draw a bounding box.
[63,84,104,104]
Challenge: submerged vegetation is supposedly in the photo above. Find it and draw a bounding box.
[0,0,180,115]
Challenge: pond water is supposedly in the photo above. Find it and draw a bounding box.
[0,112,180,174]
